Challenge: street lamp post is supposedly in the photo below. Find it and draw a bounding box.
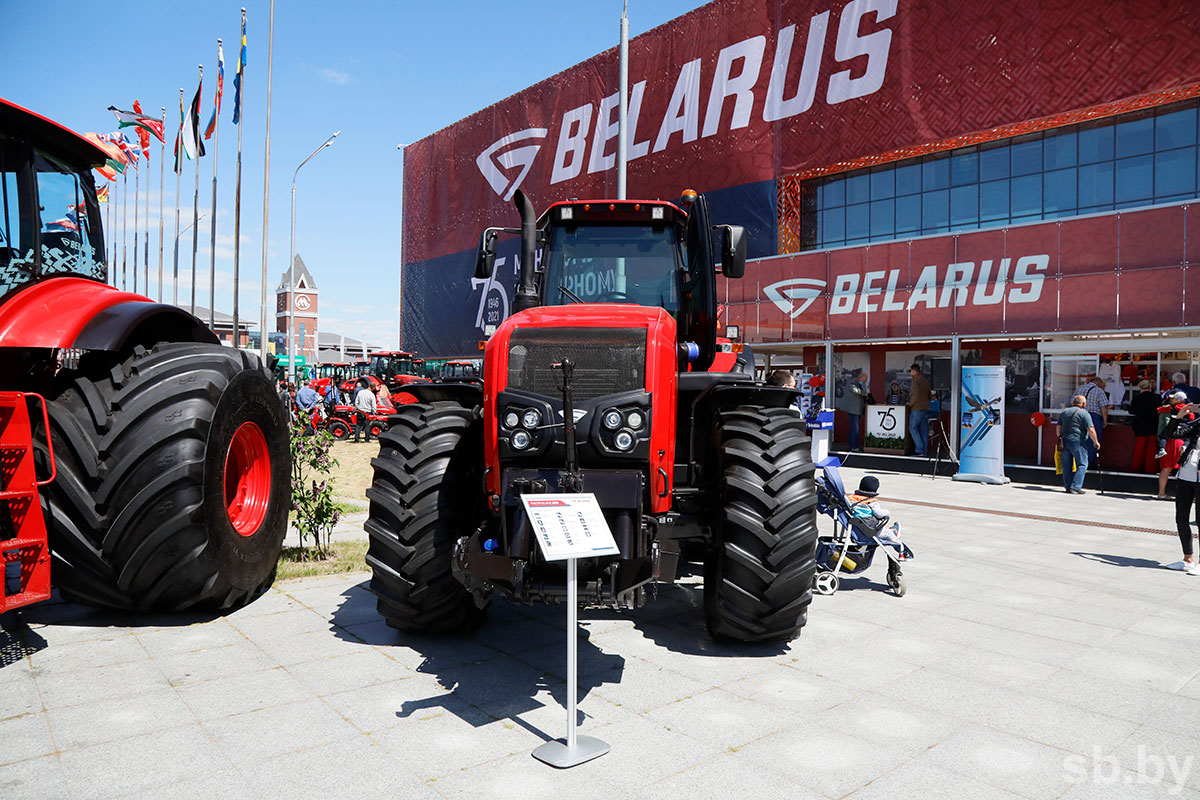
[289,131,340,382]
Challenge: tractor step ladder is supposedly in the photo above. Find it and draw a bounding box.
[0,392,56,614]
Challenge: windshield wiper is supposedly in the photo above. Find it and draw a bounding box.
[558,284,584,304]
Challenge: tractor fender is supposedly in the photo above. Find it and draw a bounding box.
[397,381,484,407]
[682,378,802,478]
[0,276,217,351]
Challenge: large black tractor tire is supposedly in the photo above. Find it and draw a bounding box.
[704,405,818,643]
[365,401,487,633]
[38,343,291,611]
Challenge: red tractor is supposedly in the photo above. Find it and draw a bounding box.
[367,351,428,393]
[440,360,480,381]
[365,190,817,643]
[0,99,290,614]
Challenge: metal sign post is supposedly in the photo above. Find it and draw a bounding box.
[522,493,618,769]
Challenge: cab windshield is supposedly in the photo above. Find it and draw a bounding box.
[542,223,682,314]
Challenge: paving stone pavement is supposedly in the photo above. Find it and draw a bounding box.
[2,468,1200,799]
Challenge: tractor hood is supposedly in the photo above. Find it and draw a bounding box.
[481,304,678,510]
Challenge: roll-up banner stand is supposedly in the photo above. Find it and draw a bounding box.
[953,366,1010,485]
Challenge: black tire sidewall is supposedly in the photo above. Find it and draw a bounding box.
[202,368,291,589]
[329,420,350,439]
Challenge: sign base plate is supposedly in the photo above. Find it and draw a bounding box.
[532,735,610,768]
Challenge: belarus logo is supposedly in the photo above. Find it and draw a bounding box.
[763,278,826,319]
[476,128,548,201]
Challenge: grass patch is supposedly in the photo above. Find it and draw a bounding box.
[276,539,370,582]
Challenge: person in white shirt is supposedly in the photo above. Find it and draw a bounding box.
[1165,402,1200,575]
[353,380,378,443]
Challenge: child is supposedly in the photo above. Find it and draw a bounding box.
[846,475,902,543]
[1157,391,1193,458]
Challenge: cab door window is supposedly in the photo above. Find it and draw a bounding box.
[0,138,35,296]
[35,152,103,280]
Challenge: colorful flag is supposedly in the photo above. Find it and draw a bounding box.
[182,78,206,160]
[97,185,110,203]
[132,101,152,160]
[107,105,165,143]
[48,209,79,232]
[111,132,140,168]
[232,12,246,124]
[205,42,225,139]
[83,132,128,176]
[174,90,184,174]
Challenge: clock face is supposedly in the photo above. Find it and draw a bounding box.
[294,294,311,311]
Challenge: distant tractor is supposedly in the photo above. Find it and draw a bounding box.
[440,360,479,381]
[367,350,428,393]
[0,98,290,614]
[365,190,817,643]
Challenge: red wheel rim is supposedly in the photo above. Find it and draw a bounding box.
[224,421,272,536]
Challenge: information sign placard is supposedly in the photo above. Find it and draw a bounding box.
[521,494,619,562]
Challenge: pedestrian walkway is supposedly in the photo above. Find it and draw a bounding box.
[2,470,1198,799]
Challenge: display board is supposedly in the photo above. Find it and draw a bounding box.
[957,366,1008,483]
[865,404,906,453]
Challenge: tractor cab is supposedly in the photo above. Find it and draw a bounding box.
[477,190,745,372]
[369,350,425,386]
[441,360,479,380]
[0,98,107,298]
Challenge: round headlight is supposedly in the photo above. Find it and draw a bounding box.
[521,408,541,428]
[503,410,520,429]
[625,410,645,429]
[511,429,532,449]
[614,430,635,451]
[602,409,623,430]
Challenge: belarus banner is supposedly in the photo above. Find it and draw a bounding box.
[955,366,1009,485]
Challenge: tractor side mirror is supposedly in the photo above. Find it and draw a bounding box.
[719,225,746,279]
[475,230,497,279]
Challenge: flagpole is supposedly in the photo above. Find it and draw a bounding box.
[259,0,275,365]
[144,133,150,296]
[107,179,115,285]
[159,108,165,302]
[121,169,128,290]
[232,8,246,348]
[191,63,202,316]
[174,89,183,306]
[208,39,222,330]
[133,146,139,294]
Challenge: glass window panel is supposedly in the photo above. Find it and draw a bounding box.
[1011,174,1042,216]
[922,189,948,229]
[1078,125,1114,164]
[980,179,1009,221]
[980,144,1010,181]
[1079,204,1112,216]
[896,197,921,232]
[1011,139,1042,176]
[950,184,978,226]
[895,163,921,195]
[1156,107,1197,151]
[821,207,844,244]
[823,178,845,207]
[1155,147,1196,198]
[1115,154,1153,202]
[950,150,979,186]
[1044,131,1077,169]
[846,174,870,205]
[846,202,870,240]
[1078,161,1114,207]
[1043,167,1077,213]
[1115,116,1154,158]
[922,157,949,190]
[870,169,894,201]
[869,198,894,238]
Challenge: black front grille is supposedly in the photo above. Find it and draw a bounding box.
[507,327,646,401]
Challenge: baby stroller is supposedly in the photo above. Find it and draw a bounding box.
[813,462,914,596]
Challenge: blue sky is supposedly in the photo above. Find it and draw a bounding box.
[2,0,708,349]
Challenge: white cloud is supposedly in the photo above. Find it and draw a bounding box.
[319,67,353,85]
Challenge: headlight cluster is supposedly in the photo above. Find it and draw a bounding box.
[601,406,646,452]
[501,405,542,450]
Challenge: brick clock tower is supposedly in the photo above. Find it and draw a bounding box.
[276,253,319,362]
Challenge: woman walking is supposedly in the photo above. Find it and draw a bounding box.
[1164,403,1200,573]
